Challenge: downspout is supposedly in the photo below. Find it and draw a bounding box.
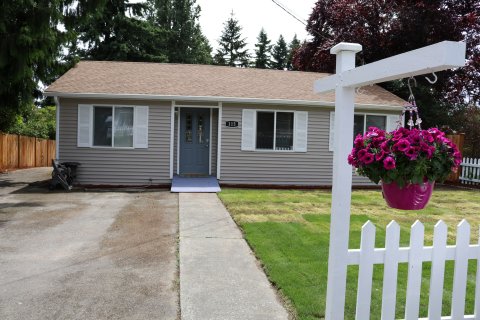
[54,96,60,161]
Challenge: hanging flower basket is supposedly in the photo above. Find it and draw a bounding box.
[381,180,435,210]
[348,127,462,210]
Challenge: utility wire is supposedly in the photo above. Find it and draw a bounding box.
[270,0,308,27]
[269,0,330,41]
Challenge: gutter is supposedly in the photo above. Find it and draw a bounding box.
[44,92,404,111]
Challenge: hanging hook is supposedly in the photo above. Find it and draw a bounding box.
[425,72,438,84]
[407,77,417,99]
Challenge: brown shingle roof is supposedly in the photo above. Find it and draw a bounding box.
[45,61,405,107]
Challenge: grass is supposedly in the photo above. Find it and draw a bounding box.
[218,187,480,320]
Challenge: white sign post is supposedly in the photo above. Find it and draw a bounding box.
[315,41,466,320]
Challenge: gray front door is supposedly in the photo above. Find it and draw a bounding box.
[180,108,210,175]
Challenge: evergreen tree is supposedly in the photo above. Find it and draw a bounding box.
[254,28,272,69]
[0,0,78,131]
[214,12,249,67]
[73,0,169,62]
[271,35,288,70]
[287,34,301,71]
[149,0,212,64]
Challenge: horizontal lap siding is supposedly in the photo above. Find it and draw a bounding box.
[59,98,171,185]
[220,104,373,186]
[220,104,331,185]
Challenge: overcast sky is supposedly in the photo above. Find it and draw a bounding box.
[195,0,315,52]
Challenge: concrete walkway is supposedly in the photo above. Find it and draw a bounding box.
[179,193,289,320]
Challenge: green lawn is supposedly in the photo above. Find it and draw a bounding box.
[218,187,480,320]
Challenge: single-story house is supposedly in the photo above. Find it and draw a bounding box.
[44,61,405,187]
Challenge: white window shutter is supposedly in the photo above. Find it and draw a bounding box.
[77,104,92,147]
[329,111,335,152]
[386,114,401,132]
[241,109,256,151]
[294,111,308,152]
[134,106,149,148]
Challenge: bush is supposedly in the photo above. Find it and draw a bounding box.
[8,105,56,140]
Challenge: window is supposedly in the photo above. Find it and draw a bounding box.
[78,104,148,148]
[353,114,387,137]
[241,109,307,152]
[93,106,134,147]
[256,111,294,150]
[329,112,398,151]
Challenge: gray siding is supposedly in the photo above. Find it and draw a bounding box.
[59,98,172,185]
[219,104,393,186]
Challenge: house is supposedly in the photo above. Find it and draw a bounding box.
[44,61,405,187]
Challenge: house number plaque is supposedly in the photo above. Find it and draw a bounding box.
[225,121,239,128]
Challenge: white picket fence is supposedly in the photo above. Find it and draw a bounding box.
[347,219,480,319]
[460,158,480,185]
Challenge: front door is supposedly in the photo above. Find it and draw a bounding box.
[180,108,210,176]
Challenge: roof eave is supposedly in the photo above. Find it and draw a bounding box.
[44,91,404,111]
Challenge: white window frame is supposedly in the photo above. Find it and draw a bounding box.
[78,104,148,149]
[254,109,296,152]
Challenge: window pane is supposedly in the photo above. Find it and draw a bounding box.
[256,112,274,149]
[276,112,294,150]
[185,113,192,143]
[114,107,133,147]
[354,115,365,137]
[93,107,112,146]
[366,115,386,131]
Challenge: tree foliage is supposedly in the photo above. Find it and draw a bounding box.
[72,0,169,62]
[8,106,56,140]
[214,12,249,67]
[287,34,301,71]
[271,35,288,70]
[148,0,212,64]
[254,28,272,69]
[0,1,72,131]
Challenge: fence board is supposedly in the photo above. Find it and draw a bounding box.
[381,221,400,320]
[428,220,448,319]
[405,221,424,320]
[355,221,376,320]
[35,138,48,167]
[47,140,56,164]
[0,133,19,170]
[460,157,480,184]
[18,135,36,168]
[451,220,470,318]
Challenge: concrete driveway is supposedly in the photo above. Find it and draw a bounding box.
[0,168,179,320]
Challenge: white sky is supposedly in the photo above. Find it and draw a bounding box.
[195,0,315,53]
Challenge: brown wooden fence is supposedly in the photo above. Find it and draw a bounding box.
[0,133,55,171]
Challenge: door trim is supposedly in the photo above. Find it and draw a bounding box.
[172,103,222,178]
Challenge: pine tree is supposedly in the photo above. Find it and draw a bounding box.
[214,12,249,67]
[254,28,272,69]
[73,0,169,62]
[149,0,212,64]
[287,34,301,70]
[271,35,288,70]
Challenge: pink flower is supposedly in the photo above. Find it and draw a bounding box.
[405,146,419,160]
[357,149,367,159]
[354,135,364,148]
[383,156,396,170]
[375,150,386,161]
[394,139,410,152]
[362,152,375,165]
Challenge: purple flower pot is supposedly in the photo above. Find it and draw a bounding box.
[381,180,435,210]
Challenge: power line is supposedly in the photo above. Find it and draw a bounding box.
[269,0,330,41]
[270,0,307,27]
